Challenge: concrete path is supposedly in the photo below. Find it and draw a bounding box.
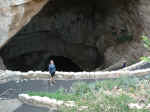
[0,98,49,112]
[0,99,22,112]
[14,104,50,112]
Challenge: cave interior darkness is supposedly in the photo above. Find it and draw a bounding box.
[0,0,128,72]
[4,54,82,72]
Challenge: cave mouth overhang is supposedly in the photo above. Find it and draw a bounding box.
[0,0,140,72]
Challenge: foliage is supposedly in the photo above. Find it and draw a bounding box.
[142,35,150,50]
[116,33,133,43]
[71,82,92,96]
[28,77,150,112]
[141,35,150,62]
[28,88,79,101]
[95,76,139,91]
[140,56,150,62]
[112,31,133,43]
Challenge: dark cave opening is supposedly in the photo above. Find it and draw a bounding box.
[47,56,82,72]
[2,51,82,72]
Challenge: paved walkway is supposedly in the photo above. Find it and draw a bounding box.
[0,99,22,112]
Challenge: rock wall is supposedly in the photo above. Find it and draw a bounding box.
[0,0,48,48]
[139,0,150,36]
[0,0,150,71]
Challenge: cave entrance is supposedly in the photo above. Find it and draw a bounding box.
[47,56,82,72]
[2,51,82,72]
[0,0,130,72]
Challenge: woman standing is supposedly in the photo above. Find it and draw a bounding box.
[48,60,56,84]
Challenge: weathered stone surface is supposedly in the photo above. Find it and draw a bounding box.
[19,94,88,110]
[139,0,150,37]
[0,0,32,7]
[19,94,73,108]
[128,103,150,110]
[0,0,150,71]
[104,42,147,68]
[0,0,48,48]
[97,58,127,71]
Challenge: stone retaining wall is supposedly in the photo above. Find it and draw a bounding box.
[19,94,88,110]
[18,93,150,111]
[121,61,149,71]
[1,68,150,81]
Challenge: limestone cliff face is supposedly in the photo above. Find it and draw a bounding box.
[104,0,150,66]
[139,1,150,36]
[0,0,48,48]
[0,0,150,71]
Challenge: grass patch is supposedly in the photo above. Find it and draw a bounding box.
[28,76,150,112]
[28,88,79,101]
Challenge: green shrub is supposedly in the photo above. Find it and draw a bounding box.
[95,76,139,91]
[28,89,78,101]
[28,78,150,112]
[71,82,92,96]
[141,35,150,62]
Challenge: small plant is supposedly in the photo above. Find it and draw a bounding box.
[71,82,91,96]
[112,29,133,43]
[28,78,150,112]
[28,89,79,101]
[142,35,150,50]
[116,33,133,43]
[141,35,150,62]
